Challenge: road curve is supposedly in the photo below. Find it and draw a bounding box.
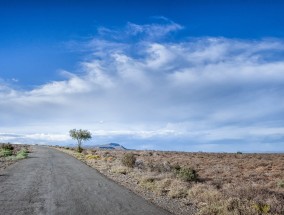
[0,146,171,215]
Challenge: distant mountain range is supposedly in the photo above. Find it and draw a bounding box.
[93,143,127,150]
[64,142,127,150]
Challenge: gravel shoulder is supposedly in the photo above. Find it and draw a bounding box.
[0,158,16,172]
[0,146,171,215]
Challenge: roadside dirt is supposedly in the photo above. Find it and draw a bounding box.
[0,158,15,173]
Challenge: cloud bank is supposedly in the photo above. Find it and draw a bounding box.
[1,19,284,152]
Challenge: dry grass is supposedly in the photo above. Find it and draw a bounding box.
[0,143,30,171]
[56,146,284,215]
[109,165,130,174]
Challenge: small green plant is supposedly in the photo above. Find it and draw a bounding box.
[85,154,100,160]
[5,148,28,160]
[121,153,136,168]
[277,180,284,188]
[253,203,270,214]
[16,149,28,159]
[175,167,198,182]
[236,151,243,154]
[0,149,13,157]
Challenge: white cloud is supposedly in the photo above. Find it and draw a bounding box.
[0,133,70,144]
[125,21,183,39]
[96,19,183,41]
[1,20,284,151]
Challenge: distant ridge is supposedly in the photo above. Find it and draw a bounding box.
[93,143,127,150]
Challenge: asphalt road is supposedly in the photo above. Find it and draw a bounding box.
[0,146,171,215]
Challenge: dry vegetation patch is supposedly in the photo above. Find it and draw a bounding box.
[0,143,30,172]
[55,146,284,215]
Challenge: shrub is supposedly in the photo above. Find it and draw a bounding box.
[106,157,114,162]
[134,159,144,169]
[172,163,181,171]
[121,153,136,168]
[168,180,188,198]
[176,167,198,182]
[0,143,14,151]
[0,149,13,157]
[16,149,28,159]
[110,166,129,174]
[277,180,284,188]
[156,178,172,195]
[253,203,270,214]
[139,177,157,191]
[103,151,110,157]
[75,152,85,160]
[188,184,223,204]
[85,154,100,160]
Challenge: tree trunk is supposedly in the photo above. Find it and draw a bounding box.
[77,139,82,152]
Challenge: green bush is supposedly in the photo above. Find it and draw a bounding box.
[0,149,13,157]
[253,203,270,214]
[277,180,284,188]
[172,163,181,171]
[121,153,136,168]
[176,167,198,182]
[16,149,28,159]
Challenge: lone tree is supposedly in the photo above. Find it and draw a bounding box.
[69,129,92,152]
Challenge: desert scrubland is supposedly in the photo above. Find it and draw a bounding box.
[56,146,284,215]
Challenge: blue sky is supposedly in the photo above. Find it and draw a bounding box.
[1,0,284,152]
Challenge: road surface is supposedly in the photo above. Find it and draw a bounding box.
[0,146,171,215]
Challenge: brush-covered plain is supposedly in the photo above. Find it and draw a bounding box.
[56,146,284,215]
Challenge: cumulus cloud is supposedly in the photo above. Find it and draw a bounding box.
[1,19,284,152]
